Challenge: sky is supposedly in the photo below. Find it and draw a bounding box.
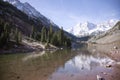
[20,0,120,30]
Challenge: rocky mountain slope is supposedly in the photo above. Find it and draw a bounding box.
[0,0,74,52]
[67,20,118,37]
[3,0,54,26]
[1,0,76,39]
[88,21,120,44]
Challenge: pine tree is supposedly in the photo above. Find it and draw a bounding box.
[0,33,5,47]
[19,31,22,43]
[0,22,11,48]
[14,28,22,44]
[57,27,64,46]
[41,26,47,42]
[36,32,41,41]
[49,24,53,43]
[15,28,19,44]
[66,37,71,48]
[30,26,35,39]
[44,28,47,42]
[51,32,58,46]
[47,31,50,43]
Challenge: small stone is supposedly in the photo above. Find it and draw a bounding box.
[17,76,20,79]
[114,46,117,49]
[60,48,63,50]
[103,72,107,75]
[106,64,112,68]
[97,75,104,80]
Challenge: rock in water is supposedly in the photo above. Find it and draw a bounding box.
[106,64,112,68]
[97,75,105,80]
[114,46,118,49]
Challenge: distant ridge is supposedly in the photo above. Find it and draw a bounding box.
[67,20,118,37]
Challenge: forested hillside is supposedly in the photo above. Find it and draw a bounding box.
[0,0,71,49]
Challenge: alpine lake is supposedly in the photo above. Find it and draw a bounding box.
[0,46,120,80]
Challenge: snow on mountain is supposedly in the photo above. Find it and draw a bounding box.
[4,0,43,18]
[3,0,55,27]
[2,0,118,37]
[55,53,114,73]
[67,19,118,37]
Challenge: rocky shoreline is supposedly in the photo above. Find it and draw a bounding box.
[87,41,120,80]
[88,41,120,60]
[0,40,58,54]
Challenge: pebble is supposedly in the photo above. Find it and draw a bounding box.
[101,72,107,75]
[103,72,107,75]
[114,46,118,49]
[97,75,105,80]
[106,64,112,68]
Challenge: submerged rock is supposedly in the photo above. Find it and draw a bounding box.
[97,75,105,80]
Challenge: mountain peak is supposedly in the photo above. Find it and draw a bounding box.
[4,0,20,4]
[3,0,41,17]
[4,0,19,2]
[3,0,58,28]
[76,21,89,26]
[24,2,32,7]
[67,20,118,37]
[84,21,91,24]
[76,23,81,27]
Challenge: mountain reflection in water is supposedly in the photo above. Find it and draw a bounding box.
[49,50,115,80]
[0,48,116,80]
[55,53,114,73]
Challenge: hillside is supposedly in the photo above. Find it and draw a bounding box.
[88,21,120,61]
[2,0,77,40]
[0,0,43,36]
[0,0,74,52]
[88,21,120,44]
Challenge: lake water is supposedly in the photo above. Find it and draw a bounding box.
[0,47,119,80]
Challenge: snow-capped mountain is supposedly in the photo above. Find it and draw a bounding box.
[68,22,96,36]
[3,0,55,27]
[67,19,118,37]
[3,0,118,38]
